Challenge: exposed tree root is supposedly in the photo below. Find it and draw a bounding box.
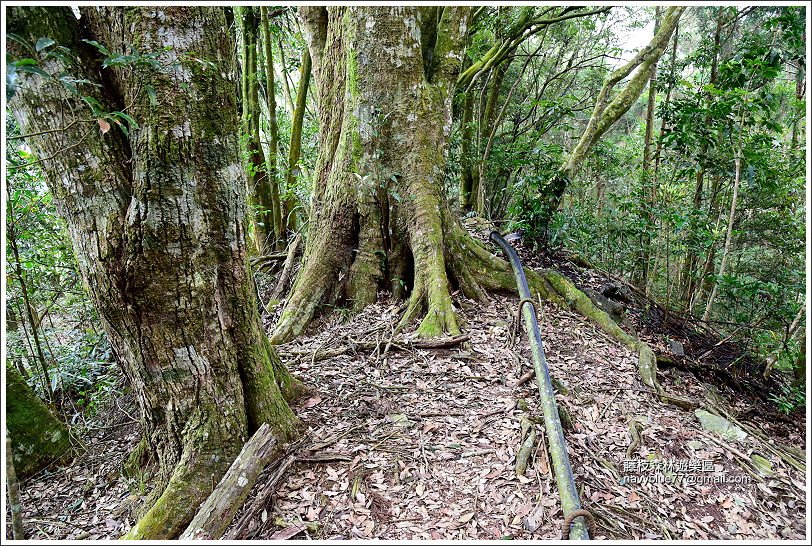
[123,419,240,539]
[271,208,662,389]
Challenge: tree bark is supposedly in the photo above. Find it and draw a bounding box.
[7,6,299,538]
[282,47,311,235]
[260,7,284,250]
[635,7,662,288]
[5,430,26,539]
[273,6,514,342]
[238,7,276,253]
[702,153,742,322]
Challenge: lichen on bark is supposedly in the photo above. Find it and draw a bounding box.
[5,365,74,478]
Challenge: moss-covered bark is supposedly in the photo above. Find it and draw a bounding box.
[272,6,666,378]
[458,89,477,210]
[282,47,311,234]
[238,7,277,253]
[260,7,284,250]
[6,365,73,478]
[8,6,299,539]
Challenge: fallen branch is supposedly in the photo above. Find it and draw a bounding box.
[225,453,298,539]
[180,424,280,540]
[279,334,470,361]
[515,416,536,476]
[269,233,303,301]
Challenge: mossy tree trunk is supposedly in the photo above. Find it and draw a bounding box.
[238,6,277,253]
[5,364,72,479]
[8,6,299,539]
[282,47,312,235]
[634,7,661,289]
[458,88,478,211]
[270,7,650,363]
[536,6,685,234]
[259,6,284,250]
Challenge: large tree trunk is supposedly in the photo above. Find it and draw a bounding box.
[272,6,520,342]
[269,4,655,390]
[8,6,299,539]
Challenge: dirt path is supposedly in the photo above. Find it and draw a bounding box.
[9,280,806,540]
[242,296,806,540]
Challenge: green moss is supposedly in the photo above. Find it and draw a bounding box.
[5,364,74,478]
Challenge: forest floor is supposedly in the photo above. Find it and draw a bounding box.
[8,236,807,541]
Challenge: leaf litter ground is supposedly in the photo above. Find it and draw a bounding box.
[8,247,806,540]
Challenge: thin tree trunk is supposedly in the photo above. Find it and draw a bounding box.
[238,7,275,253]
[681,8,724,307]
[276,36,296,115]
[6,211,53,403]
[283,47,311,234]
[702,153,742,322]
[259,7,284,250]
[474,63,508,215]
[6,304,30,380]
[459,89,477,210]
[5,431,25,539]
[635,7,661,288]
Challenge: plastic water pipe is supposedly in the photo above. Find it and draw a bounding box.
[490,231,590,540]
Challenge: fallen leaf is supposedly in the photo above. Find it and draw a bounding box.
[458,512,475,524]
[304,396,323,408]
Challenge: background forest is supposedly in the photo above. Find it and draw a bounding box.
[3,3,808,541]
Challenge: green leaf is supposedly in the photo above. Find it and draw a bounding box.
[6,33,35,54]
[111,111,138,129]
[81,39,111,57]
[16,64,50,79]
[35,37,56,52]
[12,58,38,67]
[146,85,158,107]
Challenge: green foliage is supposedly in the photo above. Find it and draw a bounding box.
[5,114,118,416]
[479,6,805,409]
[770,384,806,415]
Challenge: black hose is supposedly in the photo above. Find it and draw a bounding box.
[489,231,590,540]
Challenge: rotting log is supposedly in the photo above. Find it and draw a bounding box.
[179,424,280,540]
